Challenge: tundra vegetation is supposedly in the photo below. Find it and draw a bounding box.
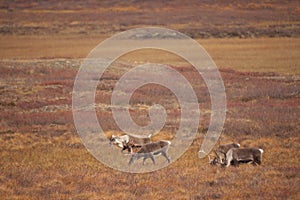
[0,0,299,199]
[1,57,298,199]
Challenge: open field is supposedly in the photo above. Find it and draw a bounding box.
[0,55,299,199]
[0,0,300,199]
[1,36,300,75]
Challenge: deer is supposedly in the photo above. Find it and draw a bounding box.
[225,147,264,167]
[128,140,171,165]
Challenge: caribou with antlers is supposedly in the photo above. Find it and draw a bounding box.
[208,143,240,165]
[208,142,264,167]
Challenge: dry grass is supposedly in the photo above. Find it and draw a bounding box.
[1,36,300,75]
[201,37,300,75]
[0,133,299,199]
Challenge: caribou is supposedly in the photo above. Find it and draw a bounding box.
[225,147,264,167]
[110,134,152,152]
[208,143,240,165]
[128,140,171,165]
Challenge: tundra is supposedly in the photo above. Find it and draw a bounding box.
[128,140,171,165]
[225,147,264,167]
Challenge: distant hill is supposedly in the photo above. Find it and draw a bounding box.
[0,0,299,38]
